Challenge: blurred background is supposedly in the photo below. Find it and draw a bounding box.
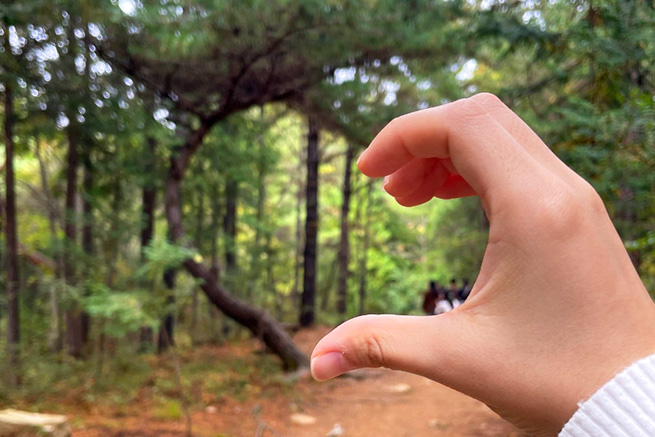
[1,0,654,435]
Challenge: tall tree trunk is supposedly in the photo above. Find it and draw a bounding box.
[209,182,224,343]
[141,136,157,252]
[157,269,176,353]
[299,118,320,327]
[359,180,373,315]
[63,14,86,359]
[292,144,305,311]
[139,119,157,350]
[35,137,63,352]
[79,12,93,349]
[336,143,355,315]
[80,152,94,347]
[4,79,21,387]
[224,177,238,276]
[191,190,205,344]
[164,121,308,369]
[209,182,221,278]
[64,124,84,358]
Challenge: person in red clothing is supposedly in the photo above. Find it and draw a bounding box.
[421,280,439,315]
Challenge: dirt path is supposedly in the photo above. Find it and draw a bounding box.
[273,368,520,436]
[74,327,521,436]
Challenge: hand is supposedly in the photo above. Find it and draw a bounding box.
[310,93,655,436]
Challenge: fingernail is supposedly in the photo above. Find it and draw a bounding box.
[311,352,351,381]
[382,175,390,192]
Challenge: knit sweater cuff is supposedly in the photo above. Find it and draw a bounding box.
[559,354,655,437]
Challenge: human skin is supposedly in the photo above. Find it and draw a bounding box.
[310,93,655,436]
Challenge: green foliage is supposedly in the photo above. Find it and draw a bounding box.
[84,284,158,337]
[139,238,198,281]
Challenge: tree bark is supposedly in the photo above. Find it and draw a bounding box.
[35,137,63,352]
[139,134,157,350]
[223,177,238,275]
[77,12,93,349]
[209,182,221,278]
[141,136,157,251]
[80,151,94,347]
[191,190,205,344]
[359,180,373,315]
[63,15,87,359]
[4,79,21,386]
[184,259,308,369]
[299,117,320,327]
[292,144,305,311]
[157,269,176,353]
[336,143,355,315]
[64,123,85,358]
[208,183,226,343]
[164,120,308,369]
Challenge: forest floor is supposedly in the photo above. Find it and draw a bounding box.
[56,326,520,436]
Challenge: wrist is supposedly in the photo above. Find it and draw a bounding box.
[560,354,655,436]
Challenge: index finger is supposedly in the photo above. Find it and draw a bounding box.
[357,94,550,207]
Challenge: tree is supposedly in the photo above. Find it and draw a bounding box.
[299,117,320,326]
[336,142,355,315]
[3,26,21,387]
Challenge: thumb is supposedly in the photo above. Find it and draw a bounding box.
[311,313,469,383]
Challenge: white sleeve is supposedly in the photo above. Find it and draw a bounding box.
[559,354,655,437]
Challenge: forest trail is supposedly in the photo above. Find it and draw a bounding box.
[74,326,521,436]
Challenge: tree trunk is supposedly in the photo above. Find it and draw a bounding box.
[157,269,176,353]
[164,121,308,369]
[4,79,21,387]
[139,134,157,351]
[184,259,308,369]
[336,143,355,315]
[64,123,84,359]
[299,117,320,327]
[191,190,205,344]
[292,144,305,311]
[209,182,221,278]
[35,137,63,352]
[359,180,373,315]
[141,136,157,251]
[80,152,94,347]
[208,182,225,343]
[224,177,238,275]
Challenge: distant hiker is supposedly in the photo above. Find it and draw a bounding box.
[458,278,472,302]
[434,287,453,315]
[422,280,439,315]
[447,279,458,307]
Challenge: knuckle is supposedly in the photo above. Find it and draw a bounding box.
[576,178,606,217]
[346,317,391,369]
[528,184,586,238]
[469,92,504,108]
[387,114,407,130]
[452,93,504,124]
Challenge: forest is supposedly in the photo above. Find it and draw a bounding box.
[1,0,655,435]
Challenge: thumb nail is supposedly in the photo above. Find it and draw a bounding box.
[311,352,352,381]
